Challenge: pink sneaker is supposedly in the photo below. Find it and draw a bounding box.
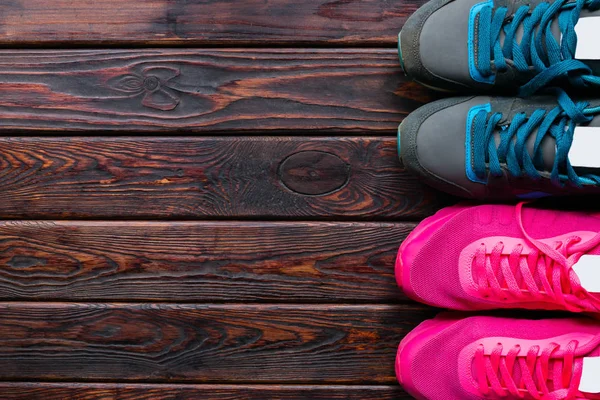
[397,203,600,312]
[397,314,600,399]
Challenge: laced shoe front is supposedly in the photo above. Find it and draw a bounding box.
[475,341,585,399]
[397,314,600,399]
[398,0,600,94]
[472,90,600,189]
[470,204,600,312]
[397,202,600,311]
[398,90,600,200]
[477,0,600,96]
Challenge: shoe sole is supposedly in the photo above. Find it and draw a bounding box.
[397,122,404,167]
[398,31,407,74]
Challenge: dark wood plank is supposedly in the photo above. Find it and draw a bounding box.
[0,303,434,383]
[0,136,448,220]
[0,383,412,399]
[0,49,436,133]
[0,0,426,46]
[0,221,413,303]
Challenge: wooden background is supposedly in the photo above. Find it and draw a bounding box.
[0,1,450,398]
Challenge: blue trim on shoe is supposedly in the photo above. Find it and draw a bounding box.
[517,191,551,199]
[469,0,495,84]
[465,103,491,184]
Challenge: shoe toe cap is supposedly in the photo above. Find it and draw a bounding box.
[400,0,484,90]
[400,96,491,198]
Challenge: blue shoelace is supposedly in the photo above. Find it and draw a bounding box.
[472,90,600,187]
[477,0,600,96]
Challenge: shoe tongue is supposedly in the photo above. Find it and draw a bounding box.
[571,10,600,75]
[543,346,600,395]
[491,5,600,176]
[471,356,525,391]
[471,345,600,397]
[579,351,600,395]
[491,127,556,172]
[508,6,600,75]
[573,255,600,293]
[511,14,560,51]
[491,104,600,174]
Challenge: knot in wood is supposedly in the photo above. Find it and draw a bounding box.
[279,151,349,195]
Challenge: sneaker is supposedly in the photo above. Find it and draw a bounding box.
[396,313,600,399]
[399,0,600,96]
[397,203,600,312]
[398,90,600,200]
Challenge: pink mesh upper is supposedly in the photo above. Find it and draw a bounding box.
[398,314,600,399]
[398,203,600,311]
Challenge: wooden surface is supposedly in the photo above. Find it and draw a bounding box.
[0,49,436,133]
[0,0,426,46]
[0,303,435,383]
[0,221,413,302]
[0,137,445,220]
[0,1,443,399]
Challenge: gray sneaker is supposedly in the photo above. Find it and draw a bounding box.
[399,90,600,199]
[399,0,600,95]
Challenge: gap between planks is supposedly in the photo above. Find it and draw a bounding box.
[0,382,413,399]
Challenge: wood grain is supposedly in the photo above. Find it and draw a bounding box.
[0,0,426,46]
[0,383,412,399]
[0,220,413,303]
[0,136,448,220]
[0,303,435,383]
[0,49,437,133]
